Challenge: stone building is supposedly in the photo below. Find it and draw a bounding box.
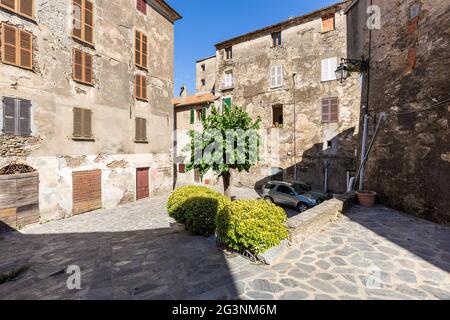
[172,86,217,187]
[196,1,361,193]
[346,0,450,223]
[0,0,181,226]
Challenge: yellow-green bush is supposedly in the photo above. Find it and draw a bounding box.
[216,200,288,254]
[166,185,230,236]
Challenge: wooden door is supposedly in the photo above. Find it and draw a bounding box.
[136,168,149,200]
[72,170,102,215]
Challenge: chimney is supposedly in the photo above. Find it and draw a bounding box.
[180,85,188,102]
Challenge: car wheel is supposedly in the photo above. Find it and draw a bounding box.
[297,202,309,213]
[265,196,274,203]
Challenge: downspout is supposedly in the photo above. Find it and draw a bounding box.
[292,72,297,181]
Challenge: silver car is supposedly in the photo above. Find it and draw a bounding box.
[261,181,319,212]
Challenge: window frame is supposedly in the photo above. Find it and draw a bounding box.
[72,48,94,85]
[135,29,148,70]
[271,31,282,47]
[72,107,94,140]
[225,46,233,60]
[223,70,233,89]
[134,74,148,101]
[135,117,148,143]
[2,97,32,136]
[1,23,33,70]
[321,57,338,82]
[272,104,283,127]
[72,0,95,46]
[321,14,335,33]
[321,97,339,124]
[270,65,283,88]
[0,0,35,20]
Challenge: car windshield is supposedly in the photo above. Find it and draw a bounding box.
[292,183,310,194]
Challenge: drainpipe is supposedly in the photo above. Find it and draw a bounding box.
[292,72,297,181]
[359,113,369,191]
[324,160,330,193]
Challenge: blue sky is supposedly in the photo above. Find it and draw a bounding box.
[168,0,341,96]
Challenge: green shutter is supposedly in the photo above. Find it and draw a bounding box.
[190,109,195,124]
[223,98,231,112]
[201,108,206,122]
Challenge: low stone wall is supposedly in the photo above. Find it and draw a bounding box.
[287,192,355,242]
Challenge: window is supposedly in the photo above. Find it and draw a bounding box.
[322,14,335,32]
[201,79,206,87]
[195,109,202,122]
[201,64,205,71]
[270,65,283,88]
[321,57,337,81]
[73,48,93,84]
[135,75,147,101]
[222,97,232,111]
[225,47,232,60]
[1,23,32,70]
[137,0,147,15]
[178,164,186,174]
[272,31,282,47]
[135,30,148,69]
[224,70,233,88]
[322,97,339,123]
[272,105,283,127]
[277,185,294,195]
[73,107,93,139]
[72,0,94,45]
[135,117,147,142]
[0,0,34,19]
[409,3,421,20]
[2,97,31,136]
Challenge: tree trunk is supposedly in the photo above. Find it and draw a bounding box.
[222,171,231,199]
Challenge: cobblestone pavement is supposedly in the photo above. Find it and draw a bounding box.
[0,188,449,300]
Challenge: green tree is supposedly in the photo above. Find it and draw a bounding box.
[185,105,261,198]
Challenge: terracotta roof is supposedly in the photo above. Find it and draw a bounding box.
[172,93,217,107]
[215,1,350,49]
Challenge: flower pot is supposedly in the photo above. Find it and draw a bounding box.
[356,191,377,207]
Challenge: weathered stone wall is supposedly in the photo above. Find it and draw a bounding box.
[211,3,361,193]
[0,0,178,221]
[196,56,217,93]
[347,0,450,223]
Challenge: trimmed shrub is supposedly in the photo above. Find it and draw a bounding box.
[166,185,230,236]
[216,200,288,254]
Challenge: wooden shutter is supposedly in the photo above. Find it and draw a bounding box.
[141,75,147,100]
[18,99,31,135]
[84,0,93,44]
[73,49,93,84]
[18,0,33,18]
[72,0,82,39]
[137,0,147,15]
[201,107,206,122]
[0,0,15,11]
[2,97,16,135]
[73,48,83,82]
[135,75,147,100]
[322,14,335,32]
[322,98,339,123]
[2,24,17,65]
[135,31,142,67]
[135,117,146,141]
[83,108,92,137]
[190,109,194,124]
[19,30,32,69]
[135,75,141,99]
[141,33,148,69]
[84,52,93,83]
[73,107,82,137]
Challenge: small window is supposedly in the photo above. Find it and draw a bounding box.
[190,109,195,124]
[272,105,283,127]
[225,47,233,60]
[321,57,337,82]
[2,97,31,136]
[327,140,333,149]
[201,79,206,87]
[322,97,339,123]
[135,117,147,142]
[178,164,186,174]
[73,107,93,139]
[135,30,148,69]
[195,109,202,122]
[0,0,34,20]
[409,3,420,20]
[270,65,283,88]
[137,0,147,15]
[322,14,335,32]
[73,48,93,84]
[201,64,206,71]
[224,70,233,88]
[135,75,147,101]
[72,0,94,45]
[222,97,232,111]
[1,23,33,70]
[272,31,282,47]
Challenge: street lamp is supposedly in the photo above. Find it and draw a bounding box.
[335,58,367,83]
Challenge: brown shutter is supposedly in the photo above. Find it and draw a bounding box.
[2,24,17,65]
[72,0,82,39]
[0,0,15,11]
[135,75,141,99]
[84,0,93,44]
[18,99,31,136]
[18,0,33,18]
[135,31,141,67]
[19,30,32,69]
[135,118,140,140]
[141,76,147,100]
[141,34,148,69]
[329,98,339,123]
[84,52,93,84]
[83,109,92,137]
[73,48,83,82]
[141,118,146,141]
[3,97,16,135]
[73,107,82,137]
[322,99,330,123]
